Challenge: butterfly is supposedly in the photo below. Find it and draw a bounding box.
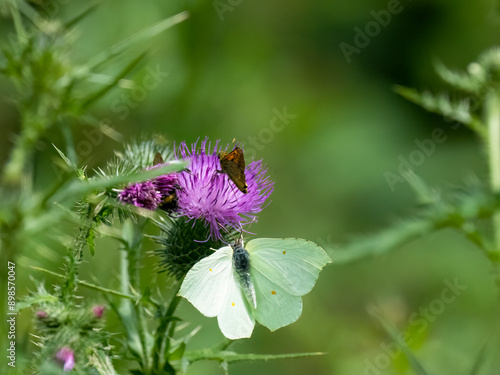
[218,147,248,194]
[179,238,331,339]
[153,151,164,166]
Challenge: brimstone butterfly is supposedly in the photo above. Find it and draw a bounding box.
[179,238,331,339]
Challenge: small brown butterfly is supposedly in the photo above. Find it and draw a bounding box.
[153,152,164,165]
[218,147,248,194]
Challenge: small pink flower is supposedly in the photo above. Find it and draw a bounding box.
[56,346,75,372]
[36,310,48,319]
[92,305,105,319]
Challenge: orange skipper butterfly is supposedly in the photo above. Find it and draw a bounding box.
[218,147,248,194]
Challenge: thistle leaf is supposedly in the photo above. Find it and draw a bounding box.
[433,60,485,93]
[52,143,75,170]
[52,161,188,204]
[334,187,500,264]
[84,12,189,72]
[183,348,325,364]
[394,86,486,138]
[64,1,102,30]
[82,52,147,109]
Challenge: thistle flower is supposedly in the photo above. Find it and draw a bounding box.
[153,171,178,197]
[175,138,273,240]
[55,347,75,372]
[118,181,162,211]
[92,305,105,319]
[36,310,48,319]
[147,161,179,201]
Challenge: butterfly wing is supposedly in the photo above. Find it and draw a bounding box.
[249,264,302,331]
[247,238,331,296]
[179,246,255,339]
[247,238,331,331]
[179,246,234,317]
[219,147,248,193]
[217,268,255,339]
[153,152,164,165]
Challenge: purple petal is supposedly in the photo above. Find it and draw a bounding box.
[56,347,75,372]
[119,180,162,211]
[175,138,273,240]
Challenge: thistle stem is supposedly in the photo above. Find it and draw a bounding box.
[486,89,500,302]
[152,283,182,372]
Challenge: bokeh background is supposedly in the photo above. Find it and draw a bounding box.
[2,0,500,374]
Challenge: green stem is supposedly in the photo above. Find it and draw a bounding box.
[120,220,153,373]
[152,282,182,372]
[31,266,146,303]
[9,0,26,44]
[485,89,500,303]
[62,203,93,302]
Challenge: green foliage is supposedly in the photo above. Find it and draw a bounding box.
[335,181,500,263]
[3,1,500,374]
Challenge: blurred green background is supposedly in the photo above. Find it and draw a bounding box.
[2,0,500,374]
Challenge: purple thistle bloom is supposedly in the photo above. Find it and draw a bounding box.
[175,138,274,240]
[92,305,105,319]
[56,347,75,372]
[153,173,178,196]
[147,163,179,197]
[36,310,48,319]
[119,180,162,211]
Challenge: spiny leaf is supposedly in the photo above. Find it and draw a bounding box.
[12,0,40,30]
[64,1,102,30]
[52,143,75,170]
[31,266,151,304]
[87,348,119,375]
[169,342,186,361]
[183,348,325,364]
[333,218,433,264]
[82,52,147,109]
[401,170,440,206]
[334,188,500,264]
[84,11,189,72]
[433,60,485,93]
[51,161,188,204]
[86,228,96,256]
[478,47,500,75]
[394,85,486,139]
